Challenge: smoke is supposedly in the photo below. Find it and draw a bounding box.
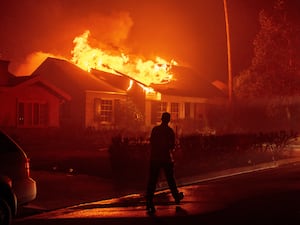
[2,0,276,81]
[85,11,134,51]
[11,52,66,76]
[7,8,134,76]
[1,0,209,78]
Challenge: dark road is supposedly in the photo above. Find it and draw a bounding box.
[14,161,300,225]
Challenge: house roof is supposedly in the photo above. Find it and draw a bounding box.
[0,60,32,86]
[12,76,71,100]
[150,66,226,98]
[28,58,224,100]
[31,57,126,95]
[91,69,131,91]
[0,74,31,87]
[92,66,225,99]
[9,76,33,86]
[91,68,153,93]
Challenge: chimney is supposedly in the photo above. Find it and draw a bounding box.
[0,60,11,86]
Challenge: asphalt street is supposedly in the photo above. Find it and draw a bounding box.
[13,158,300,225]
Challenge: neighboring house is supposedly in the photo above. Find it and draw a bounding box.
[0,57,227,133]
[0,60,71,128]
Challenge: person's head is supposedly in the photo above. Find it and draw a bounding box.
[161,112,171,124]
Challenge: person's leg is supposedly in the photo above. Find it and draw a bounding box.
[146,161,160,212]
[163,162,184,204]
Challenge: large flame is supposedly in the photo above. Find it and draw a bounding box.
[71,30,177,87]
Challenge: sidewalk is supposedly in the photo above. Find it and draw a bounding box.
[160,140,300,189]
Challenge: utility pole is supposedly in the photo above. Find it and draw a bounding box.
[223,0,233,104]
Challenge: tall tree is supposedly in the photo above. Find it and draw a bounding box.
[235,0,300,98]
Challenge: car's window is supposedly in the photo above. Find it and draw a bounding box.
[0,132,19,153]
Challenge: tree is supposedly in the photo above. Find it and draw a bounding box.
[115,98,145,133]
[235,0,300,98]
[233,0,300,131]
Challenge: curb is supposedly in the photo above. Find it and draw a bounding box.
[156,156,300,191]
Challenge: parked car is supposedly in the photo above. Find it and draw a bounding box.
[0,130,37,225]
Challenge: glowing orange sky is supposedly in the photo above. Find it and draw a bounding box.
[0,0,298,81]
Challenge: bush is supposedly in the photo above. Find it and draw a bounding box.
[108,130,297,184]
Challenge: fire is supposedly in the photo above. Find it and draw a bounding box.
[71,30,177,86]
[127,80,133,91]
[71,30,129,74]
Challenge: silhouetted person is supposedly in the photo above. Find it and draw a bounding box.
[146,112,184,213]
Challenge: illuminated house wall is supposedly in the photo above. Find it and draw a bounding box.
[93,65,227,132]
[0,76,70,128]
[0,58,227,132]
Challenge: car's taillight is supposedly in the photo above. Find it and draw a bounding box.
[25,158,30,177]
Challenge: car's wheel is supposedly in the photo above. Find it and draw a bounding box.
[0,198,12,225]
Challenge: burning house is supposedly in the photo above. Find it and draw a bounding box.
[0,30,228,134]
[93,65,227,134]
[0,57,227,133]
[0,55,229,134]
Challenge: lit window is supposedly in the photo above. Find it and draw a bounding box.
[17,101,48,127]
[185,102,191,119]
[171,102,179,120]
[157,102,167,122]
[94,99,113,123]
[18,102,24,125]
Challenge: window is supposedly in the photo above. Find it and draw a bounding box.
[94,99,113,123]
[159,102,167,114]
[151,101,168,124]
[185,102,191,119]
[157,102,167,121]
[33,103,39,125]
[17,101,48,127]
[18,102,24,125]
[171,102,179,120]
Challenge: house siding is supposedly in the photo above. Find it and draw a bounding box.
[0,83,63,128]
[1,59,228,133]
[0,90,17,127]
[146,93,225,134]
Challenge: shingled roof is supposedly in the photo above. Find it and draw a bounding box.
[30,58,224,99]
[150,66,226,98]
[31,57,126,95]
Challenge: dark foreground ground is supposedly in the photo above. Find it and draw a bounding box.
[14,159,300,225]
[11,131,299,223]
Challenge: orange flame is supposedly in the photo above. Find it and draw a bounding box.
[71,30,177,86]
